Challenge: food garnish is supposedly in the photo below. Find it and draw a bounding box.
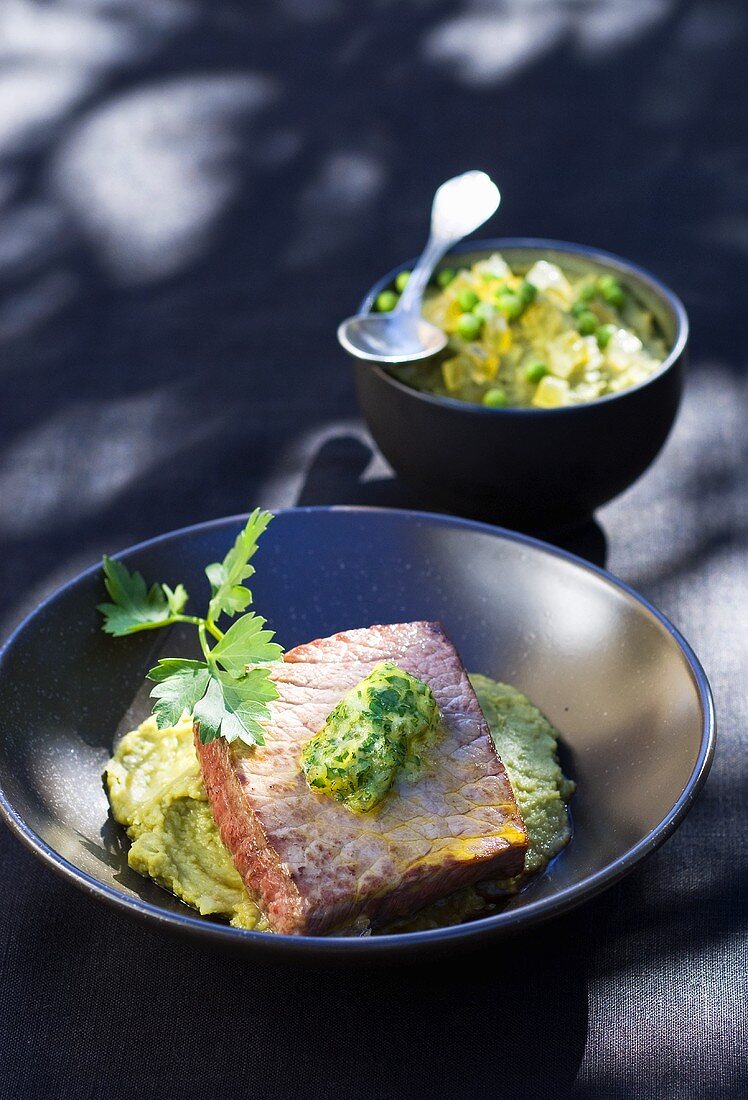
[98,510,283,747]
[300,661,440,813]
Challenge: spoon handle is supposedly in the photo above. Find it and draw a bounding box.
[395,236,452,319]
[394,172,500,321]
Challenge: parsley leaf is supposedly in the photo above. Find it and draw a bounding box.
[100,511,283,748]
[210,613,282,677]
[98,556,189,636]
[206,508,272,621]
[147,658,211,729]
[163,583,189,616]
[192,676,226,744]
[192,668,277,747]
[217,668,278,745]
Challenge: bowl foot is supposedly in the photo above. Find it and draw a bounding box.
[295,436,607,566]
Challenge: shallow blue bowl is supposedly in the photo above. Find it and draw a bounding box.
[0,508,713,958]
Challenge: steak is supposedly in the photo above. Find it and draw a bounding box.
[196,621,527,935]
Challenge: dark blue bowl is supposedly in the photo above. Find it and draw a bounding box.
[0,508,713,958]
[354,239,688,528]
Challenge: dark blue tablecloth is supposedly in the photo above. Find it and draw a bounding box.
[1,2,745,1097]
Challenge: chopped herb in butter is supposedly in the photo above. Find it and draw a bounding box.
[300,661,440,813]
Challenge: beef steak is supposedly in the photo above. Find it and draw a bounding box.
[196,621,527,935]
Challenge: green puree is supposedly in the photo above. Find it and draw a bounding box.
[300,661,440,813]
[387,677,574,933]
[470,675,575,874]
[104,675,573,933]
[105,716,265,930]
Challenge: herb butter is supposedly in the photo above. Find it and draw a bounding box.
[300,661,440,813]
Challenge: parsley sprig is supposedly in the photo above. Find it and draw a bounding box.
[98,510,282,746]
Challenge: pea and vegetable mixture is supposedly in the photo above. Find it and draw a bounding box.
[381,253,668,408]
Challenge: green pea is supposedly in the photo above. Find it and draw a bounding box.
[524,360,548,384]
[576,282,596,303]
[596,323,617,349]
[436,268,456,288]
[395,270,411,293]
[496,292,524,321]
[457,288,480,311]
[570,300,588,318]
[483,388,508,408]
[518,279,537,306]
[456,312,483,340]
[576,309,598,336]
[474,301,496,321]
[375,290,398,313]
[597,274,625,308]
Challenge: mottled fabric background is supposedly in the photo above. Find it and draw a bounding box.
[0,1,745,1097]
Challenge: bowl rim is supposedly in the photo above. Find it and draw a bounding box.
[0,505,715,957]
[356,237,689,415]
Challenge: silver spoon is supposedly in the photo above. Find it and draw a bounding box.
[337,170,501,364]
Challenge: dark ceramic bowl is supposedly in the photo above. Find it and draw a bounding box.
[354,239,688,528]
[0,508,713,959]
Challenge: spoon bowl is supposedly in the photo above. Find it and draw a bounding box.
[338,171,500,364]
[337,315,447,364]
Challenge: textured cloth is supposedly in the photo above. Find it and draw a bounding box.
[0,1,746,1097]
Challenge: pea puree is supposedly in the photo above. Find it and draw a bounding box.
[386,677,574,932]
[470,675,575,875]
[104,676,573,933]
[105,716,265,930]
